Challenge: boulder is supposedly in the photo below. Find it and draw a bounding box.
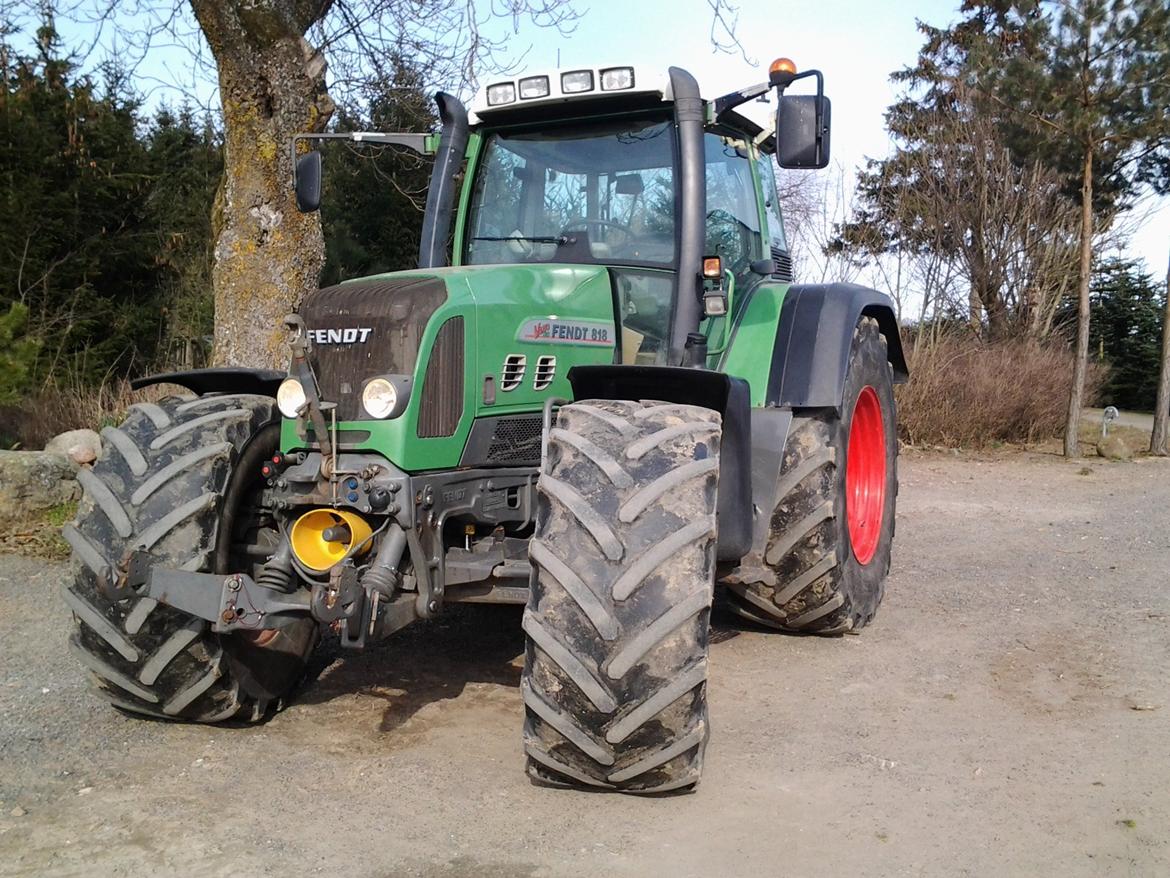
[0,450,80,527]
[44,429,102,465]
[1096,434,1132,461]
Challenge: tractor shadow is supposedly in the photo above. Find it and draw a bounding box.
[294,598,768,734]
[296,603,526,734]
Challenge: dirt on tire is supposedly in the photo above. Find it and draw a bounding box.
[523,399,720,793]
[63,394,314,723]
[729,317,898,632]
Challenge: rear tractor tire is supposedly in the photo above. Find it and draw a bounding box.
[727,316,898,634]
[522,399,721,793]
[64,393,317,722]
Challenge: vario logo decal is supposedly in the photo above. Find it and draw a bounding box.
[517,318,614,347]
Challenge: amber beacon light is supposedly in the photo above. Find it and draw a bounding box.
[768,57,799,88]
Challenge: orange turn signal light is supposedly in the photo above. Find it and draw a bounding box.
[702,257,723,279]
[769,57,797,76]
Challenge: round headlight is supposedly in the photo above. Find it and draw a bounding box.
[362,377,398,419]
[276,377,306,419]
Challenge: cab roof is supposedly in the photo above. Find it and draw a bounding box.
[468,64,772,150]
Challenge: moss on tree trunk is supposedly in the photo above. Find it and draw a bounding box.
[191,1,334,369]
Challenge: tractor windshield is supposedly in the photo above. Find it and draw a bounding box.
[463,118,677,268]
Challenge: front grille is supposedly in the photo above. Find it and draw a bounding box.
[533,355,556,390]
[772,247,794,282]
[485,416,543,463]
[299,277,447,420]
[501,354,526,391]
[460,415,544,466]
[417,317,464,438]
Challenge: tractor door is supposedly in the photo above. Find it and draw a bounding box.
[704,133,765,289]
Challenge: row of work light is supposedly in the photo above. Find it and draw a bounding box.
[486,67,636,107]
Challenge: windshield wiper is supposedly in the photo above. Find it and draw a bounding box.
[471,235,568,244]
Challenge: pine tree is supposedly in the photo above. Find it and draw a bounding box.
[984,0,1170,456]
[1088,259,1164,412]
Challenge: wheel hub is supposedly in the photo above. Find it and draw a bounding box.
[846,385,886,565]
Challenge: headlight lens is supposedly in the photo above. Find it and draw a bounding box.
[361,377,398,419]
[276,377,306,418]
[561,70,594,93]
[486,82,516,106]
[518,75,550,99]
[600,67,635,91]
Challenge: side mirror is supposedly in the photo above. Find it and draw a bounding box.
[776,94,831,169]
[294,150,322,213]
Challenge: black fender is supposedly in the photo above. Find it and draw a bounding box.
[767,283,908,409]
[567,365,752,562]
[130,368,284,398]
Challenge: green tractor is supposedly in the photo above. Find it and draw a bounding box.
[63,58,907,793]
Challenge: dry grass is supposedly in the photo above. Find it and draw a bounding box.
[0,379,178,450]
[0,501,76,559]
[896,333,1105,449]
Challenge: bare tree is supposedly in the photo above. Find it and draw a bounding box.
[780,164,864,287]
[1152,250,1170,455]
[985,0,1170,457]
[836,101,1081,336]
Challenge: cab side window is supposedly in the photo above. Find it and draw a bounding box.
[704,133,763,280]
[756,155,787,253]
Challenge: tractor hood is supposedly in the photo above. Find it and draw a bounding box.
[288,263,620,471]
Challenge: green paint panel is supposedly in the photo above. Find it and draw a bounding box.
[281,262,617,471]
[719,281,788,406]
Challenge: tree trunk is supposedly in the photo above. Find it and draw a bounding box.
[1151,250,1170,455]
[968,286,982,335]
[1063,144,1094,458]
[191,1,334,369]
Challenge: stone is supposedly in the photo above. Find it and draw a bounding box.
[1096,434,1132,461]
[0,450,80,527]
[44,429,102,466]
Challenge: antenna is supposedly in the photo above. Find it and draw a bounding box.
[557,48,561,68]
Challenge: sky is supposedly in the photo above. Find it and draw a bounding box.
[40,0,1170,281]
[484,0,1169,281]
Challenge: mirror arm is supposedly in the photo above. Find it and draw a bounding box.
[713,81,771,122]
[290,131,431,190]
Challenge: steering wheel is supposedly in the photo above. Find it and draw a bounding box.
[579,219,633,247]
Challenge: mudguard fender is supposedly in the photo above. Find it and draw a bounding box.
[567,365,752,562]
[767,283,908,409]
[130,368,284,398]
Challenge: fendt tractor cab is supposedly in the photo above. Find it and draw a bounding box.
[64,59,908,793]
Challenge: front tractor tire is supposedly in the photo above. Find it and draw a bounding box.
[523,400,720,794]
[63,394,316,722]
[728,316,898,634]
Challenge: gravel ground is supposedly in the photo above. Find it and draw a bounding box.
[1,451,1168,877]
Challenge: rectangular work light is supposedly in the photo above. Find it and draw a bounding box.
[600,67,635,90]
[518,75,550,99]
[560,70,594,93]
[486,82,516,106]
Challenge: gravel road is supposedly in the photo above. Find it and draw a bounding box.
[1,451,1168,877]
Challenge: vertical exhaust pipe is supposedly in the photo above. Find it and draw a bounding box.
[667,67,706,367]
[418,92,470,269]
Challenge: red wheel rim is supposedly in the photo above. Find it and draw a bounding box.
[846,385,886,565]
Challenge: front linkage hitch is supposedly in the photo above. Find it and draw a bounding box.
[114,548,417,649]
